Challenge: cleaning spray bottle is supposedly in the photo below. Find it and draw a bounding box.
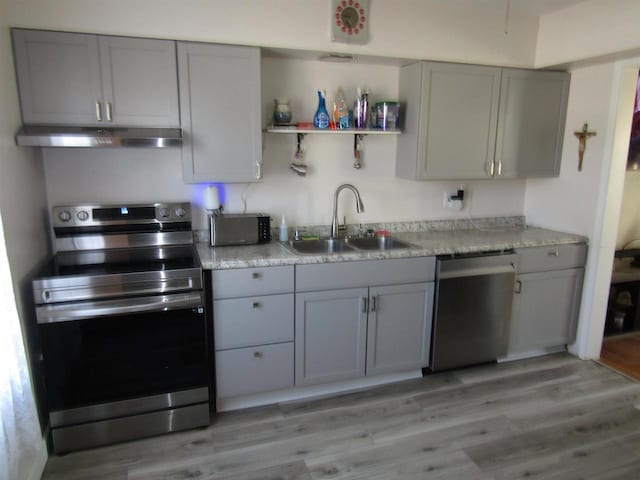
[314,90,330,129]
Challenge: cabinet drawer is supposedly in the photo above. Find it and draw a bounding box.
[215,342,294,398]
[212,266,293,299]
[516,244,587,273]
[296,257,435,292]
[214,294,294,350]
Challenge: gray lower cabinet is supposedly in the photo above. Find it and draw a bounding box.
[508,244,587,356]
[294,258,435,387]
[396,61,569,180]
[177,42,262,183]
[366,283,434,376]
[12,29,179,127]
[212,266,294,398]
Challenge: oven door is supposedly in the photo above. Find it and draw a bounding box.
[39,292,209,417]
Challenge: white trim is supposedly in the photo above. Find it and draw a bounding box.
[26,437,48,480]
[216,369,422,412]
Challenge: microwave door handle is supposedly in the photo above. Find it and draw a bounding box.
[35,292,203,324]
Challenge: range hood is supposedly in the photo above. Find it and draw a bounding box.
[15,126,183,148]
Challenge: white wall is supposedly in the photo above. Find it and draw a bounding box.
[0,0,50,477]
[536,0,640,68]
[6,0,539,68]
[43,57,526,229]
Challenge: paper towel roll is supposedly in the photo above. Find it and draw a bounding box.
[204,185,220,211]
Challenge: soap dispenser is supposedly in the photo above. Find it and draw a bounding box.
[279,216,289,242]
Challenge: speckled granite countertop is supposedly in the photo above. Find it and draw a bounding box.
[197,226,587,270]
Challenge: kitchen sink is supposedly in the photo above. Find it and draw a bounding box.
[286,238,357,255]
[347,237,414,251]
[285,236,415,255]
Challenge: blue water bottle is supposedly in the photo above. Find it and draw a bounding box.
[314,90,330,129]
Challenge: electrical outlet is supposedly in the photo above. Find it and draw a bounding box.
[443,188,465,210]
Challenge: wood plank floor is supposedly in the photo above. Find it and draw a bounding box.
[600,332,640,381]
[42,354,640,480]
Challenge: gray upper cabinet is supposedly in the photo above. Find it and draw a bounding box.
[98,36,179,127]
[495,69,569,178]
[178,42,262,183]
[12,29,179,127]
[396,61,569,180]
[396,62,501,180]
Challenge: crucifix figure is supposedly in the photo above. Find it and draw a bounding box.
[574,123,597,171]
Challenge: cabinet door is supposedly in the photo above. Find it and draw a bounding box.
[295,288,368,386]
[495,69,569,178]
[99,36,179,127]
[508,268,584,356]
[178,42,262,183]
[397,62,501,180]
[13,29,102,125]
[367,283,434,375]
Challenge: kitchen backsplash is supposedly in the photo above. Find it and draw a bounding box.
[193,215,526,244]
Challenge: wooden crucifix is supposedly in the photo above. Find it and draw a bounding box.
[574,123,597,171]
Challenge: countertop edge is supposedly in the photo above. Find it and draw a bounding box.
[197,227,587,270]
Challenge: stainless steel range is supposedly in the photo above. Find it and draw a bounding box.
[32,202,210,453]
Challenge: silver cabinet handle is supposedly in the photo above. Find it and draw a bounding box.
[489,161,495,177]
[96,101,102,121]
[253,351,263,358]
[548,250,560,257]
[252,301,261,308]
[361,296,368,313]
[256,162,262,180]
[106,102,113,122]
[497,160,502,176]
[514,280,522,294]
[371,296,377,312]
[252,272,262,279]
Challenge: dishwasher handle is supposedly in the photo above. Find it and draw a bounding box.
[438,263,515,280]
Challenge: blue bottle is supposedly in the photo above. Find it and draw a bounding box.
[314,90,330,129]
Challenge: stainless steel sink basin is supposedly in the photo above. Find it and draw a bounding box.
[286,238,357,255]
[285,236,415,255]
[347,237,414,251]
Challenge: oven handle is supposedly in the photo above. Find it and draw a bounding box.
[36,292,204,324]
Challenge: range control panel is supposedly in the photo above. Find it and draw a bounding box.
[52,202,192,229]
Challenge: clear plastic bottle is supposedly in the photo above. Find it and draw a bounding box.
[314,90,330,129]
[335,87,349,129]
[279,215,288,242]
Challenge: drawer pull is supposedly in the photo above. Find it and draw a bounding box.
[252,272,262,279]
[514,280,522,294]
[361,296,368,313]
[252,301,261,308]
[548,250,560,257]
[253,351,263,358]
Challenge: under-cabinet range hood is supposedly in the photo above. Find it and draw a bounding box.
[15,126,183,148]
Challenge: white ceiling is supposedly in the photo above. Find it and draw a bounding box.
[444,0,588,17]
[509,0,588,16]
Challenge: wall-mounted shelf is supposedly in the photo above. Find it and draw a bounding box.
[264,127,401,170]
[265,126,401,135]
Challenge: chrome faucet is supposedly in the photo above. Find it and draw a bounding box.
[331,184,365,238]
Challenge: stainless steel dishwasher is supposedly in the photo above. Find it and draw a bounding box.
[430,251,517,372]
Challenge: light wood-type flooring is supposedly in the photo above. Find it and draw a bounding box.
[600,332,640,381]
[43,354,640,480]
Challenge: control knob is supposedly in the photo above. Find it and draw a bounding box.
[175,207,187,218]
[58,210,72,222]
[159,207,170,219]
[76,210,89,221]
